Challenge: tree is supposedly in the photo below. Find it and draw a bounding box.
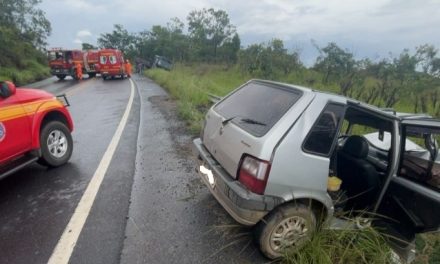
[314,42,356,84]
[238,39,302,79]
[416,44,440,77]
[97,24,135,53]
[82,43,96,50]
[219,33,240,64]
[0,0,51,49]
[187,8,236,61]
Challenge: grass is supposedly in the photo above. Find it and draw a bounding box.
[283,227,394,264]
[145,63,434,135]
[0,60,50,86]
[145,64,248,134]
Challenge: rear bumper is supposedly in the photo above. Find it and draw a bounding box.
[101,68,124,76]
[193,138,283,226]
[51,68,70,75]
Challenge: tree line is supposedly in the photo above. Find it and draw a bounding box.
[95,8,240,64]
[96,8,440,116]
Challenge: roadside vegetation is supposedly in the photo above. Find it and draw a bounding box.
[0,0,51,85]
[283,226,393,264]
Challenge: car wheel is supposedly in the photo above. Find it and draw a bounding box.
[56,74,66,80]
[255,203,316,259]
[38,121,73,167]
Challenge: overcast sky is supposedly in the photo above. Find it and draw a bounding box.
[40,0,440,65]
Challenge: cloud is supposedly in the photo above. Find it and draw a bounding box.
[76,30,92,38]
[40,0,440,61]
[73,39,82,44]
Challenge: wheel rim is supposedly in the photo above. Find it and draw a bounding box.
[269,216,310,253]
[47,129,68,158]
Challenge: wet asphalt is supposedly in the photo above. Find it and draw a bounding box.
[0,75,267,264]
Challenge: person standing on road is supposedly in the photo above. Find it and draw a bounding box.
[75,62,83,80]
[125,59,132,77]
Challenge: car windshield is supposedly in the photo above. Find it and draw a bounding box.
[214,81,302,137]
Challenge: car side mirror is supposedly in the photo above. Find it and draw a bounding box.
[0,81,16,98]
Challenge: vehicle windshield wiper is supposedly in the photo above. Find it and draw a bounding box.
[240,118,266,126]
[222,116,238,126]
[222,116,266,126]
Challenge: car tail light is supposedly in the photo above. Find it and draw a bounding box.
[238,155,271,195]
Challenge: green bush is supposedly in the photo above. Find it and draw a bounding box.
[0,62,50,86]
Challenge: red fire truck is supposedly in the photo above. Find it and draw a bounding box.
[98,49,127,80]
[47,48,99,80]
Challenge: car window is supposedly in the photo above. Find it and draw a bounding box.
[214,82,302,137]
[100,56,107,64]
[303,103,345,156]
[399,125,440,191]
[363,132,425,152]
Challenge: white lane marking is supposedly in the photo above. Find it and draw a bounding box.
[48,79,135,264]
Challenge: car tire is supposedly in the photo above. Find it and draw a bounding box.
[56,74,66,80]
[255,203,316,259]
[38,121,73,167]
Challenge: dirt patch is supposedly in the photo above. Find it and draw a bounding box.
[148,95,194,157]
[148,95,205,196]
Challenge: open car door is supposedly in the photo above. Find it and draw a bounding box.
[375,119,440,262]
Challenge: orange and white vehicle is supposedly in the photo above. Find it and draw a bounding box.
[0,81,74,179]
[98,49,127,80]
[47,48,99,80]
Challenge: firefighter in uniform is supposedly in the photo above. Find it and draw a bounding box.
[75,62,83,80]
[125,59,132,77]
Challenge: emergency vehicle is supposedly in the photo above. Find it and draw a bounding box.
[47,48,99,80]
[0,81,74,179]
[98,49,127,80]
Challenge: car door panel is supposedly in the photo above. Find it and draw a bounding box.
[380,177,440,232]
[0,96,32,163]
[377,121,440,244]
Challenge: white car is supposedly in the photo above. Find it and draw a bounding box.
[194,79,440,261]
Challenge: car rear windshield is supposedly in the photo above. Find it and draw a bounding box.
[214,81,302,137]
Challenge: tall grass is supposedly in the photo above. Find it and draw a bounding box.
[0,60,50,85]
[145,63,424,135]
[145,64,248,133]
[283,227,394,264]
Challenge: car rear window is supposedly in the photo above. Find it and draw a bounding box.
[214,81,302,137]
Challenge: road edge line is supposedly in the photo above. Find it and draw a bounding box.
[47,79,135,264]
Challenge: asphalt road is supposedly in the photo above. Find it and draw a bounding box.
[0,75,266,264]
